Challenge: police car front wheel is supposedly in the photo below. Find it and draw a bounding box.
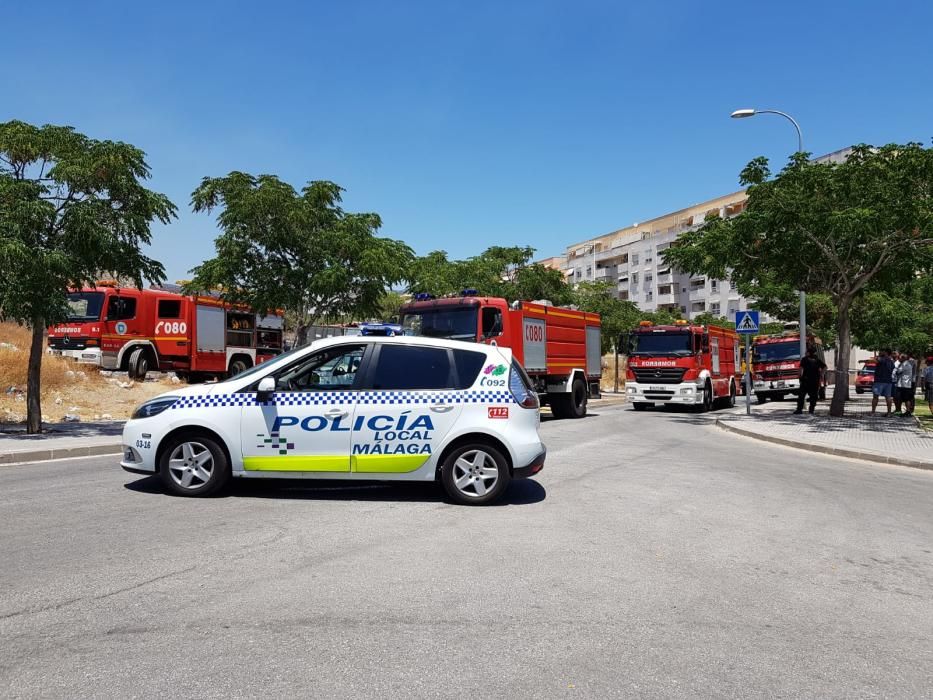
[441,443,510,506]
[159,434,230,497]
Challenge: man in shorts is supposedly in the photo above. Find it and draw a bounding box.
[895,352,916,417]
[871,349,895,416]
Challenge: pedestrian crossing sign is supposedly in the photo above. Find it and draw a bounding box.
[735,310,760,334]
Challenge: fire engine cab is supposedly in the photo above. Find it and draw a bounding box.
[751,332,826,403]
[623,320,741,411]
[399,292,601,418]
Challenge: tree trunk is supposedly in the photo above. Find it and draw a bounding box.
[295,323,309,348]
[829,296,852,417]
[26,323,45,434]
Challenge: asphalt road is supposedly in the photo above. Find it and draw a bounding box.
[2,405,932,698]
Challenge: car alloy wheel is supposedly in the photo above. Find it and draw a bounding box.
[451,448,500,499]
[167,441,214,490]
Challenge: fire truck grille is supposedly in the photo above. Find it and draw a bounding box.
[633,368,687,384]
[49,337,88,350]
[760,369,798,381]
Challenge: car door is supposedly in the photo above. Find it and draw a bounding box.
[350,343,466,474]
[239,343,368,473]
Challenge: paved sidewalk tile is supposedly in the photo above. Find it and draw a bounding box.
[0,422,124,463]
[718,391,933,467]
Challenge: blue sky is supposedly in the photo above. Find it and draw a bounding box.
[5,0,933,281]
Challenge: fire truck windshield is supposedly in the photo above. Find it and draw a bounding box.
[753,341,800,364]
[400,308,478,341]
[65,292,105,322]
[631,332,692,356]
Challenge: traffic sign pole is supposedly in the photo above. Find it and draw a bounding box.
[745,336,752,415]
[735,310,760,416]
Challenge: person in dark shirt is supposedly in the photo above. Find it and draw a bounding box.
[871,349,895,416]
[795,345,827,415]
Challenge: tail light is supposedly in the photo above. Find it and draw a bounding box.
[509,360,539,409]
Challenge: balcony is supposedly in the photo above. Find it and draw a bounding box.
[595,267,617,282]
[688,287,706,300]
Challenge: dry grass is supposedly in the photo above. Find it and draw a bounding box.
[0,322,174,425]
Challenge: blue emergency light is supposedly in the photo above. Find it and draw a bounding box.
[461,289,478,296]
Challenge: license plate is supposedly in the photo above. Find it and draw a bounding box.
[776,381,786,388]
[649,386,666,392]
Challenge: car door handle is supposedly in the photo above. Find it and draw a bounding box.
[430,404,455,413]
[324,408,349,418]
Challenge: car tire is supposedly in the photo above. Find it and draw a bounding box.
[855,387,864,395]
[159,433,230,498]
[440,443,511,506]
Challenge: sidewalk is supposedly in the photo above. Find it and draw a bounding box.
[716,390,933,470]
[0,422,124,465]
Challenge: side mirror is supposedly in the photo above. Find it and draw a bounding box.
[257,376,276,402]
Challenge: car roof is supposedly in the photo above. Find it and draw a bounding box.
[309,334,510,356]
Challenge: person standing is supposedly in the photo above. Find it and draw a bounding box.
[794,345,826,415]
[924,359,933,414]
[871,349,895,416]
[892,353,904,414]
[897,352,916,417]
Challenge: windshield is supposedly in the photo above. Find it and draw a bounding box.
[858,365,876,376]
[631,331,692,356]
[400,308,478,341]
[66,292,105,322]
[219,343,307,384]
[753,341,800,364]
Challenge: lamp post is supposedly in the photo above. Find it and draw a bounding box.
[731,108,807,361]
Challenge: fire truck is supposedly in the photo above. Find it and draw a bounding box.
[623,320,741,411]
[399,292,602,418]
[49,283,283,381]
[751,332,826,403]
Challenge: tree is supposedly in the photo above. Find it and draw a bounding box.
[663,144,933,416]
[187,173,413,345]
[0,120,175,433]
[571,281,642,354]
[377,290,408,322]
[407,246,573,304]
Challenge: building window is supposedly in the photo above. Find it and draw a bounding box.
[690,278,706,290]
[711,302,721,315]
[631,272,639,285]
[586,266,592,278]
[658,285,672,295]
[730,280,737,291]
[631,253,639,266]
[711,280,719,292]
[646,291,653,301]
[619,291,629,301]
[575,270,581,280]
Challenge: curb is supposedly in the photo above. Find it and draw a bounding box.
[0,443,122,466]
[715,419,933,471]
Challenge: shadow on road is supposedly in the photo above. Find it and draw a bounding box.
[124,474,547,506]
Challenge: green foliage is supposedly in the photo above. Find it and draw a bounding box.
[0,120,175,432]
[571,281,642,353]
[663,143,933,415]
[187,173,413,335]
[377,290,407,322]
[407,246,573,305]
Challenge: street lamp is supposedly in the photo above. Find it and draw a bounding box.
[730,107,807,360]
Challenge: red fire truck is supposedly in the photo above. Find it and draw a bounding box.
[48,283,283,381]
[751,332,826,403]
[399,292,602,418]
[623,320,741,411]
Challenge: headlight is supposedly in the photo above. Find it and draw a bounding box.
[131,397,179,420]
[680,387,694,394]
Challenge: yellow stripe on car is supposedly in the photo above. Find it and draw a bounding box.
[243,455,350,472]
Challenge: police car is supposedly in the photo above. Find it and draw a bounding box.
[121,336,545,505]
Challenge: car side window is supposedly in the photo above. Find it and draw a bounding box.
[370,345,453,390]
[275,345,365,392]
[453,349,486,389]
[481,307,503,337]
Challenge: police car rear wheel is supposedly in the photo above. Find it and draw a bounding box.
[159,435,229,497]
[441,444,510,506]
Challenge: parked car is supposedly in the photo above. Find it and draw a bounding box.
[855,359,877,394]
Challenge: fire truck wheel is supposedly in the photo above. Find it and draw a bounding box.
[128,347,151,380]
[700,380,713,412]
[727,380,737,408]
[229,358,251,376]
[632,402,652,411]
[440,443,510,505]
[568,378,588,418]
[755,393,767,405]
[159,433,230,498]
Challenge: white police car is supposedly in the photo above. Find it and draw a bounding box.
[121,336,545,505]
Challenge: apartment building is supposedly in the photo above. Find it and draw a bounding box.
[563,190,752,320]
